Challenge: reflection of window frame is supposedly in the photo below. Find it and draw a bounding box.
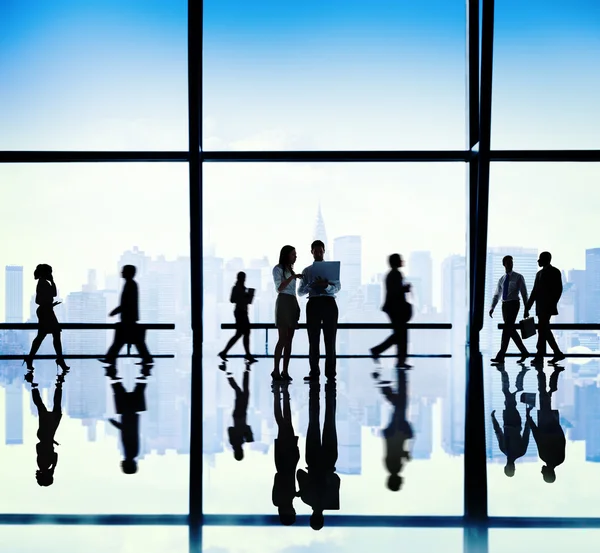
[2,0,600,539]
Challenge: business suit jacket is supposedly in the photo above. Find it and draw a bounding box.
[527,265,562,317]
[113,279,139,323]
[382,269,409,315]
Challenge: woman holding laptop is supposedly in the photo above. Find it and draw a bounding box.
[272,245,303,381]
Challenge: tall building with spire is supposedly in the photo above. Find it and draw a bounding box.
[313,203,329,260]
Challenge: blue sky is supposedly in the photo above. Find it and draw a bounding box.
[1,1,600,302]
[0,0,187,150]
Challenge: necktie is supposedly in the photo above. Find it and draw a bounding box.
[502,274,510,301]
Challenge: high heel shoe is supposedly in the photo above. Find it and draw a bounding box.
[56,358,70,372]
[22,357,35,371]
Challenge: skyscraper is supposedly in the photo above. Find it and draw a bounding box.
[441,254,467,456]
[569,269,587,324]
[334,236,362,288]
[408,252,433,313]
[334,235,362,310]
[5,265,23,323]
[313,203,329,260]
[586,248,600,323]
[65,290,107,354]
[5,379,23,445]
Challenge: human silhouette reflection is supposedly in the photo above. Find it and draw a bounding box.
[24,264,70,373]
[272,381,300,525]
[373,367,413,491]
[31,368,69,486]
[100,265,152,366]
[491,366,532,477]
[221,361,254,461]
[296,381,339,530]
[107,363,151,474]
[527,366,566,483]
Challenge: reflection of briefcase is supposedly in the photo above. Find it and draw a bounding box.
[520,392,536,408]
[114,384,147,414]
[519,317,536,340]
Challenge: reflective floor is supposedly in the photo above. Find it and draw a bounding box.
[3,350,600,551]
[0,358,190,514]
[203,355,464,518]
[484,354,600,517]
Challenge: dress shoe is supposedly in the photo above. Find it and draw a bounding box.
[549,352,566,365]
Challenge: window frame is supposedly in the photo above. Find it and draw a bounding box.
[2,1,600,552]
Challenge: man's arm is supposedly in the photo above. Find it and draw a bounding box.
[526,411,538,438]
[326,279,341,295]
[491,277,503,311]
[109,418,123,430]
[555,268,563,304]
[297,268,310,297]
[526,273,539,312]
[519,275,529,310]
[491,411,506,454]
[522,410,532,449]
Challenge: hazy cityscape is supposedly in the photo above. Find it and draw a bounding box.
[2,204,600,516]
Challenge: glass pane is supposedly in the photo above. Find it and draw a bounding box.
[203,527,463,553]
[485,163,600,516]
[490,529,600,553]
[202,163,467,516]
[0,526,188,553]
[0,1,188,150]
[0,163,190,513]
[203,1,466,151]
[492,1,600,149]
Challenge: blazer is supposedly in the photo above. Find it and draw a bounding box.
[382,269,409,314]
[526,265,563,317]
[114,279,139,323]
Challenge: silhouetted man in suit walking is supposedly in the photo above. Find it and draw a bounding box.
[489,255,531,364]
[101,265,152,366]
[525,252,565,366]
[371,254,412,369]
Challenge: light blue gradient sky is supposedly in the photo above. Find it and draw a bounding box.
[1,1,600,310]
[0,0,187,150]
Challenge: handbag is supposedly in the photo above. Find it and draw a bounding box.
[519,317,536,340]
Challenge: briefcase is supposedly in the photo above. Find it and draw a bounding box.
[519,317,536,340]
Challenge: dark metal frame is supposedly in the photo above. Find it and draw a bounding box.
[2,0,600,551]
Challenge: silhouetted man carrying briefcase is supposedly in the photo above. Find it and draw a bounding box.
[489,255,531,364]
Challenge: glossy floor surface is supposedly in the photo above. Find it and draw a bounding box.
[1,351,600,551]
